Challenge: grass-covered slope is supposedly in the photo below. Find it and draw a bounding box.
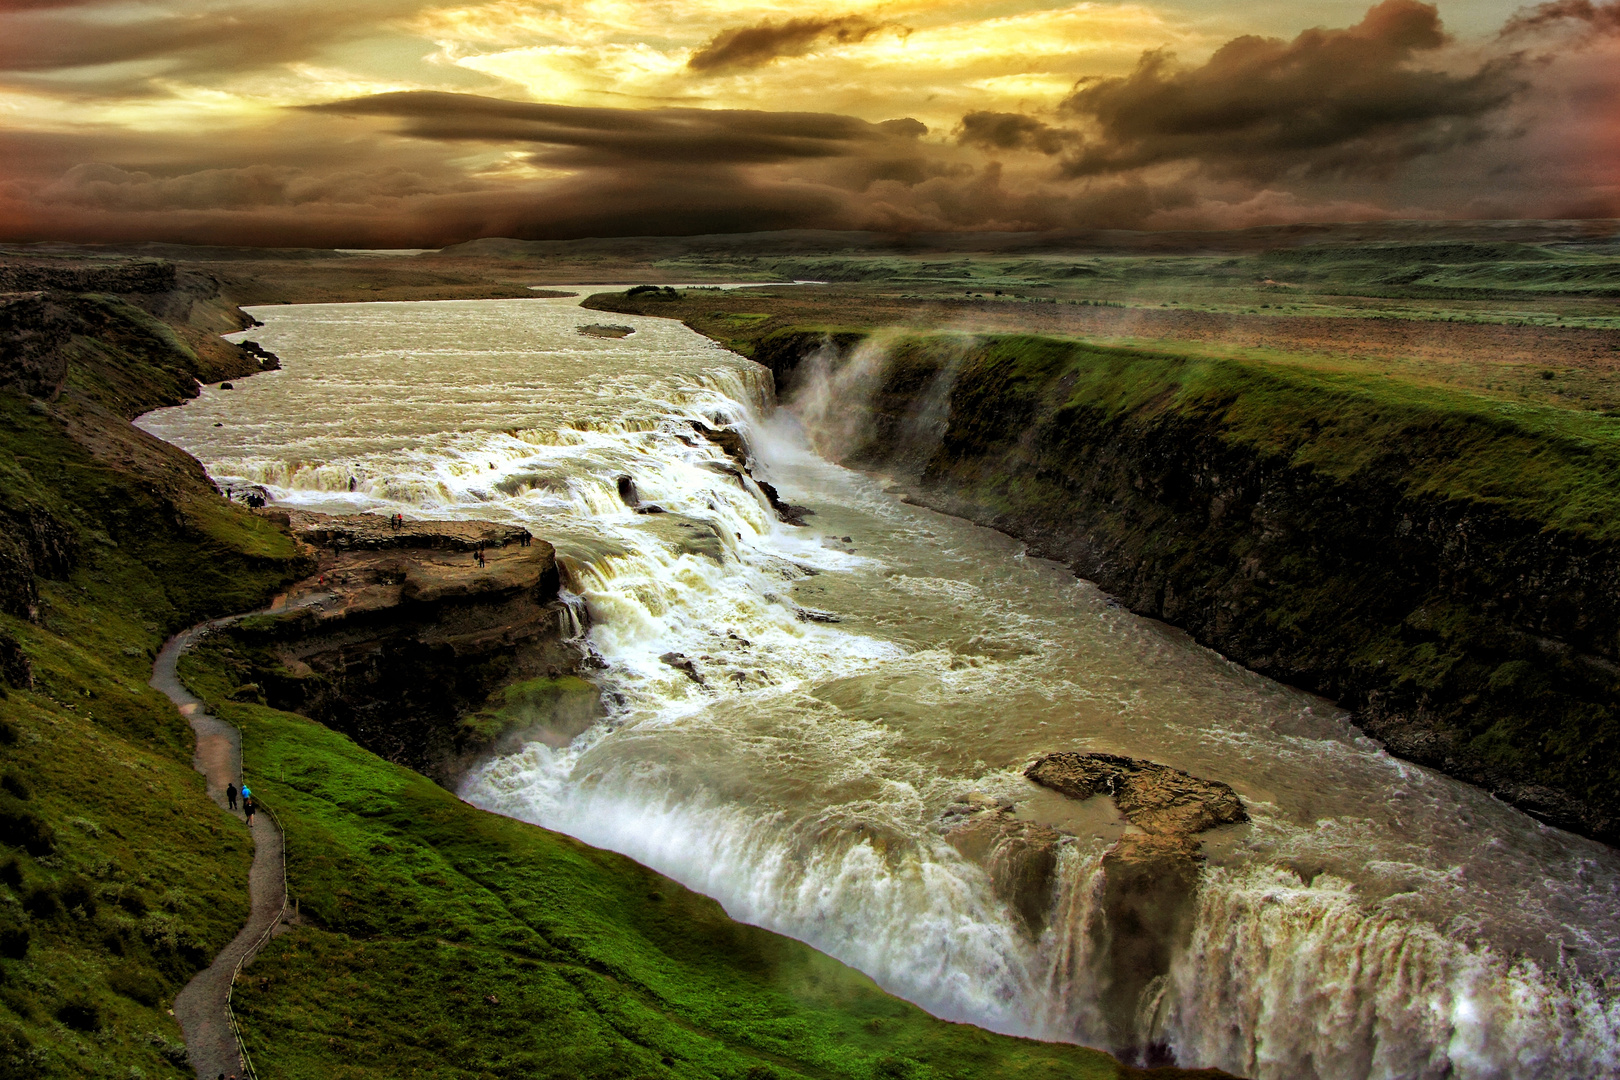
[733,322,1620,845]
[177,645,1158,1080]
[0,293,309,1076]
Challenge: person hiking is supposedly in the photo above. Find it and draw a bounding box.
[242,795,256,827]
[226,783,237,811]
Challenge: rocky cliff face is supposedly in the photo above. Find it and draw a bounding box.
[0,262,278,623]
[770,331,1620,846]
[214,512,594,785]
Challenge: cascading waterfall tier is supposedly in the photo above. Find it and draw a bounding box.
[136,295,1620,1080]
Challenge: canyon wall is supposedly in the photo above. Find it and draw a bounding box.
[757,329,1620,845]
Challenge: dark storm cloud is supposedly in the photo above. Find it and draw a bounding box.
[0,97,956,247]
[687,16,903,72]
[1502,0,1620,35]
[1059,0,1523,180]
[955,111,1070,155]
[305,92,920,167]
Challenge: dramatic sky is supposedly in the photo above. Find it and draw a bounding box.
[0,0,1616,245]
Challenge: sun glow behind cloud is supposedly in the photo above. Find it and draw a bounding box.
[430,2,1197,125]
[0,0,1611,245]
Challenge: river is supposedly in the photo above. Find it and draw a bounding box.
[136,293,1620,1079]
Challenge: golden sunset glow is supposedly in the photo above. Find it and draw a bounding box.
[0,0,1614,245]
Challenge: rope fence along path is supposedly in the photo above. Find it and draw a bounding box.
[152,622,289,1080]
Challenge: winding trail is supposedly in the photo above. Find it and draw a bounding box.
[152,621,288,1080]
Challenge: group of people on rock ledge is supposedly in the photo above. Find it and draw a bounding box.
[472,531,533,566]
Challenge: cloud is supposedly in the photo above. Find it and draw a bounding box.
[687,16,902,73]
[1059,0,1523,180]
[0,0,417,77]
[955,110,1070,155]
[0,3,1616,249]
[305,91,921,168]
[1502,0,1620,36]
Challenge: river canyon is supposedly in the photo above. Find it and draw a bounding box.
[134,293,1620,1080]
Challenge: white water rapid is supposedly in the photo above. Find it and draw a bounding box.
[137,294,1620,1079]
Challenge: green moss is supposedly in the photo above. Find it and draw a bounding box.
[0,554,262,1077]
[0,293,310,1074]
[461,675,602,744]
[894,332,1620,540]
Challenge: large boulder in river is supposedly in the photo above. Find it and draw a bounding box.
[1025,751,1247,836]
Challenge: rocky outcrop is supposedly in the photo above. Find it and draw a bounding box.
[0,293,74,400]
[1025,752,1247,840]
[0,502,77,622]
[939,753,1247,1062]
[216,512,591,784]
[0,630,32,690]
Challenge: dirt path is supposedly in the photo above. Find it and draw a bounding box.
[152,623,287,1080]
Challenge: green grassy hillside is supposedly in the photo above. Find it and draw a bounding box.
[929,334,1620,539]
[0,297,309,1077]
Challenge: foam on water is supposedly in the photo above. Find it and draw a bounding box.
[136,294,1620,1079]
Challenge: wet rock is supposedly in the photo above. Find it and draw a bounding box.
[690,419,750,468]
[659,652,705,686]
[1095,832,1203,1061]
[237,340,280,370]
[1025,752,1247,836]
[578,323,634,339]
[222,512,585,787]
[702,460,748,486]
[941,795,1062,934]
[218,382,233,390]
[756,479,813,526]
[616,474,640,508]
[634,512,725,563]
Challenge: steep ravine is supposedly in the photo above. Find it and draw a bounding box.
[751,328,1620,846]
